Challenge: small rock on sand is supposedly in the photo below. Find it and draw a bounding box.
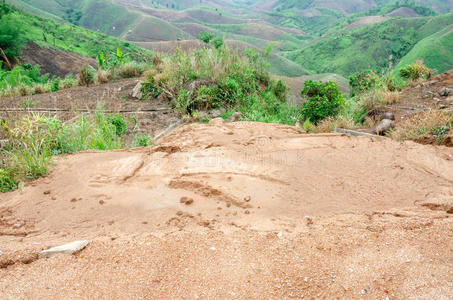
[372,119,395,135]
[39,240,90,258]
[131,82,143,99]
[180,197,194,205]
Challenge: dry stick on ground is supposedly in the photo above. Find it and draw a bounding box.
[0,47,12,69]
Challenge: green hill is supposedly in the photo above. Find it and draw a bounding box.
[395,25,453,74]
[4,2,152,61]
[285,13,453,76]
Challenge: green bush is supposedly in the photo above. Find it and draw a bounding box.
[349,71,380,97]
[198,31,215,44]
[212,37,224,49]
[300,80,344,124]
[399,61,431,81]
[107,114,127,137]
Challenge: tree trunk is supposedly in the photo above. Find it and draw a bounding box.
[0,47,12,69]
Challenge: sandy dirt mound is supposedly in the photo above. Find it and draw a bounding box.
[0,121,452,298]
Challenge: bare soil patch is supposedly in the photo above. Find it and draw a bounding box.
[0,121,452,298]
[19,42,96,77]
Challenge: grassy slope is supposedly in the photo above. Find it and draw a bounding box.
[273,0,453,13]
[15,5,152,60]
[395,25,453,74]
[285,13,453,76]
[125,16,193,41]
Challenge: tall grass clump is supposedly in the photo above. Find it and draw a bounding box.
[388,110,452,144]
[140,46,300,125]
[399,61,432,82]
[0,107,141,192]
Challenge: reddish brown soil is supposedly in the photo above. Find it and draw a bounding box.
[0,121,452,298]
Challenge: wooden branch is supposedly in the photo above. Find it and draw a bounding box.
[0,47,12,69]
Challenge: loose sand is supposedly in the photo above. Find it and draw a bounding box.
[0,121,452,299]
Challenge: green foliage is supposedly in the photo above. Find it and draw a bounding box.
[286,13,453,77]
[300,80,344,124]
[1,2,152,62]
[50,76,60,92]
[131,133,151,147]
[0,2,25,61]
[211,37,224,49]
[107,114,127,137]
[0,64,49,88]
[199,31,215,44]
[349,70,380,97]
[141,46,298,125]
[431,125,450,142]
[399,61,432,81]
[0,107,143,192]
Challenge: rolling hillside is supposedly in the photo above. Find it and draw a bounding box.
[4,2,152,64]
[395,25,453,74]
[285,12,453,76]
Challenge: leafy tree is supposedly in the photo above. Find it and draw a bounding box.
[0,2,25,64]
[198,31,215,44]
[300,80,344,124]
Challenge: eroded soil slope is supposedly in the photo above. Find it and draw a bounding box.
[0,121,452,298]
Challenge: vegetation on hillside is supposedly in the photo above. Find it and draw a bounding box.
[285,13,453,76]
[0,107,150,192]
[0,2,152,63]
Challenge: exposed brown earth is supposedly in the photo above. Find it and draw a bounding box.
[19,42,97,77]
[388,71,453,124]
[0,120,452,298]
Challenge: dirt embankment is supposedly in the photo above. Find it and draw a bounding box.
[0,120,452,298]
[19,42,97,77]
[0,78,181,140]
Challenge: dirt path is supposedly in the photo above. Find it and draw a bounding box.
[0,121,452,298]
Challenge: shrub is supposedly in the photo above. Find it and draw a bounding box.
[0,107,135,192]
[199,31,215,44]
[32,83,50,94]
[0,166,17,192]
[107,114,127,137]
[212,37,224,49]
[50,76,60,92]
[140,70,162,99]
[78,65,94,86]
[300,80,344,124]
[349,71,380,97]
[399,61,431,81]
